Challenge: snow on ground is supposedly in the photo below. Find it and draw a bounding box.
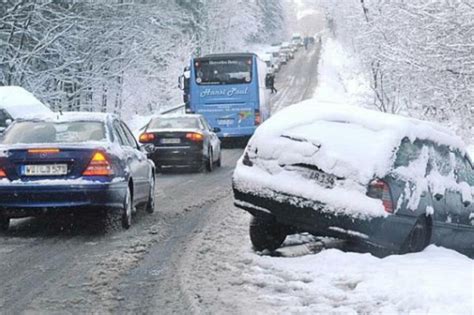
[182,194,474,314]
[312,38,371,107]
[180,36,474,314]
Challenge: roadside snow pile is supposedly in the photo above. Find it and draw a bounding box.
[313,38,371,106]
[234,101,465,218]
[0,86,52,118]
[242,246,473,314]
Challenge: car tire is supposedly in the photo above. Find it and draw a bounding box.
[0,216,10,232]
[146,176,156,214]
[216,150,222,167]
[206,149,213,172]
[249,216,287,251]
[400,216,431,253]
[122,187,133,229]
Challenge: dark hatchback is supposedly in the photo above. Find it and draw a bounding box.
[139,114,222,172]
[0,113,155,230]
[233,108,474,256]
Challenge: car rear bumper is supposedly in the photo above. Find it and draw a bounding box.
[218,126,256,138]
[233,187,414,252]
[0,180,127,218]
[149,147,205,167]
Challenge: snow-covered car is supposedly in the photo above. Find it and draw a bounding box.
[233,102,474,255]
[0,86,53,133]
[0,112,156,231]
[138,114,221,172]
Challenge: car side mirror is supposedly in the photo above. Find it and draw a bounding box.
[213,127,221,133]
[178,75,184,90]
[5,119,12,126]
[141,144,155,154]
[463,200,471,207]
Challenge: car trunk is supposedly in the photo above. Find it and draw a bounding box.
[0,146,99,181]
[146,130,203,149]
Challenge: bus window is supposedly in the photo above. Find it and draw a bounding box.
[194,58,252,85]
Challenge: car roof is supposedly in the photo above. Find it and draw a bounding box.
[0,86,52,118]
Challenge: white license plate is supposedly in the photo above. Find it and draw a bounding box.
[287,166,336,188]
[23,164,68,176]
[218,118,234,126]
[161,138,181,144]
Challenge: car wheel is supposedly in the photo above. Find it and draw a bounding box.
[401,216,431,253]
[0,216,10,231]
[146,177,156,214]
[206,149,213,172]
[249,216,287,251]
[216,150,222,167]
[122,187,133,229]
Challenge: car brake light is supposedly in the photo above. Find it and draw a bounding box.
[28,148,60,154]
[139,133,155,143]
[83,151,113,176]
[255,110,261,126]
[0,168,6,178]
[186,132,204,141]
[367,179,393,213]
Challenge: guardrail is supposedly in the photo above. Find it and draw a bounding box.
[159,103,186,115]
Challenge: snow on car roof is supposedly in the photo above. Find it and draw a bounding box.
[251,100,465,183]
[0,86,52,118]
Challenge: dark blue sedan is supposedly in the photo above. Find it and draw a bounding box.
[0,113,155,230]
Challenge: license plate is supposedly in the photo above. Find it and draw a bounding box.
[287,166,336,188]
[23,164,68,176]
[218,118,234,126]
[161,138,181,144]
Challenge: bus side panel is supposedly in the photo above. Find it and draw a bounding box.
[256,58,270,122]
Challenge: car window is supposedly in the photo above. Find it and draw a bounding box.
[113,120,127,146]
[201,118,211,131]
[120,121,139,148]
[394,138,422,168]
[428,143,452,176]
[454,152,474,185]
[0,109,12,129]
[1,121,106,144]
[148,117,200,129]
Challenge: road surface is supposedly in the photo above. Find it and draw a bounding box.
[0,43,321,314]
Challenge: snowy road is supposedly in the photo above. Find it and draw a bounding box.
[0,44,321,313]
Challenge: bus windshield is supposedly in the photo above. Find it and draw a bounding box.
[194,57,252,85]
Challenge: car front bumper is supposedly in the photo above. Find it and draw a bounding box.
[0,180,127,218]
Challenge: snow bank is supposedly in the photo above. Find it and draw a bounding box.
[0,86,52,118]
[242,246,474,314]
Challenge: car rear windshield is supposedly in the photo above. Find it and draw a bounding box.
[148,117,200,130]
[194,57,253,85]
[1,121,106,144]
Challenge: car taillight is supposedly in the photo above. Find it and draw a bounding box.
[186,132,204,142]
[0,168,7,178]
[83,151,114,176]
[28,148,60,154]
[255,110,261,126]
[139,133,155,143]
[367,179,393,213]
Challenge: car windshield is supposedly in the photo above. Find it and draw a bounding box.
[148,117,200,129]
[1,121,106,144]
[194,57,252,85]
